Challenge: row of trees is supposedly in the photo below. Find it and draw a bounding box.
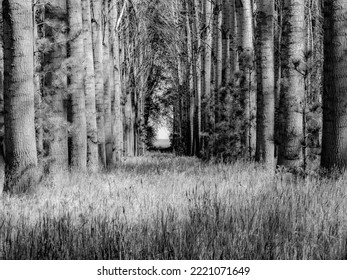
[0,0,346,193]
[0,0,168,193]
[171,0,347,172]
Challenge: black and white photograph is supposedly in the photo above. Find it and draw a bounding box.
[0,0,346,275]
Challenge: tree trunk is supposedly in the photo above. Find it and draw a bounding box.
[222,0,231,86]
[239,0,255,159]
[0,0,4,195]
[321,0,347,169]
[44,0,69,172]
[3,0,38,192]
[255,0,275,165]
[33,0,44,160]
[277,0,305,168]
[102,0,113,166]
[204,0,213,157]
[109,0,123,163]
[90,0,106,167]
[82,0,98,171]
[67,0,87,170]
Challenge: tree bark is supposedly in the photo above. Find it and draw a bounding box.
[277,0,305,168]
[3,0,38,192]
[90,0,106,167]
[109,0,123,163]
[102,0,113,166]
[44,0,69,172]
[255,0,275,165]
[67,0,87,170]
[82,0,98,171]
[321,0,347,169]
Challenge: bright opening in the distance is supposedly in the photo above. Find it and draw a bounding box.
[155,127,170,148]
[157,127,169,140]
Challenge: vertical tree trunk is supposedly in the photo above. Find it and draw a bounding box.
[321,0,347,169]
[214,0,223,131]
[0,0,4,195]
[91,0,106,167]
[240,0,255,159]
[33,0,44,159]
[277,0,305,168]
[222,0,231,86]
[102,0,113,166]
[204,0,213,157]
[67,0,87,170]
[188,0,202,156]
[45,0,69,172]
[82,0,98,171]
[3,0,38,191]
[255,0,275,165]
[109,0,123,163]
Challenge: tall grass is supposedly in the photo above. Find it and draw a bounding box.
[0,154,347,259]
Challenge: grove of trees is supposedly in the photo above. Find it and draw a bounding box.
[0,0,346,193]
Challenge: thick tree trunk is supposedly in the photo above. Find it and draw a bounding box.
[67,0,87,170]
[3,0,38,192]
[255,0,275,165]
[277,0,305,168]
[82,0,98,171]
[91,0,106,167]
[45,0,69,172]
[321,0,347,169]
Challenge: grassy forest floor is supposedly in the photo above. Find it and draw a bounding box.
[0,153,347,260]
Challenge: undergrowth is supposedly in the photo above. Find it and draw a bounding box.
[0,154,347,259]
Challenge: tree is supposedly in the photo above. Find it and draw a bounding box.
[44,0,69,172]
[3,0,38,191]
[277,0,305,168]
[239,0,256,158]
[255,0,275,165]
[82,0,99,171]
[109,0,124,163]
[91,0,106,167]
[102,0,113,166]
[67,0,87,170]
[321,0,347,169]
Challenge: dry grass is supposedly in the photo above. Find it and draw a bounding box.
[0,153,347,259]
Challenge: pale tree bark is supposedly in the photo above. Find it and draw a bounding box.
[255,0,275,166]
[67,0,87,170]
[214,0,223,128]
[229,0,237,83]
[91,0,106,167]
[82,0,98,171]
[222,0,231,86]
[109,0,123,163]
[102,0,113,166]
[321,0,347,169]
[204,0,213,156]
[239,0,255,159]
[277,0,305,168]
[3,0,38,192]
[45,0,69,172]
